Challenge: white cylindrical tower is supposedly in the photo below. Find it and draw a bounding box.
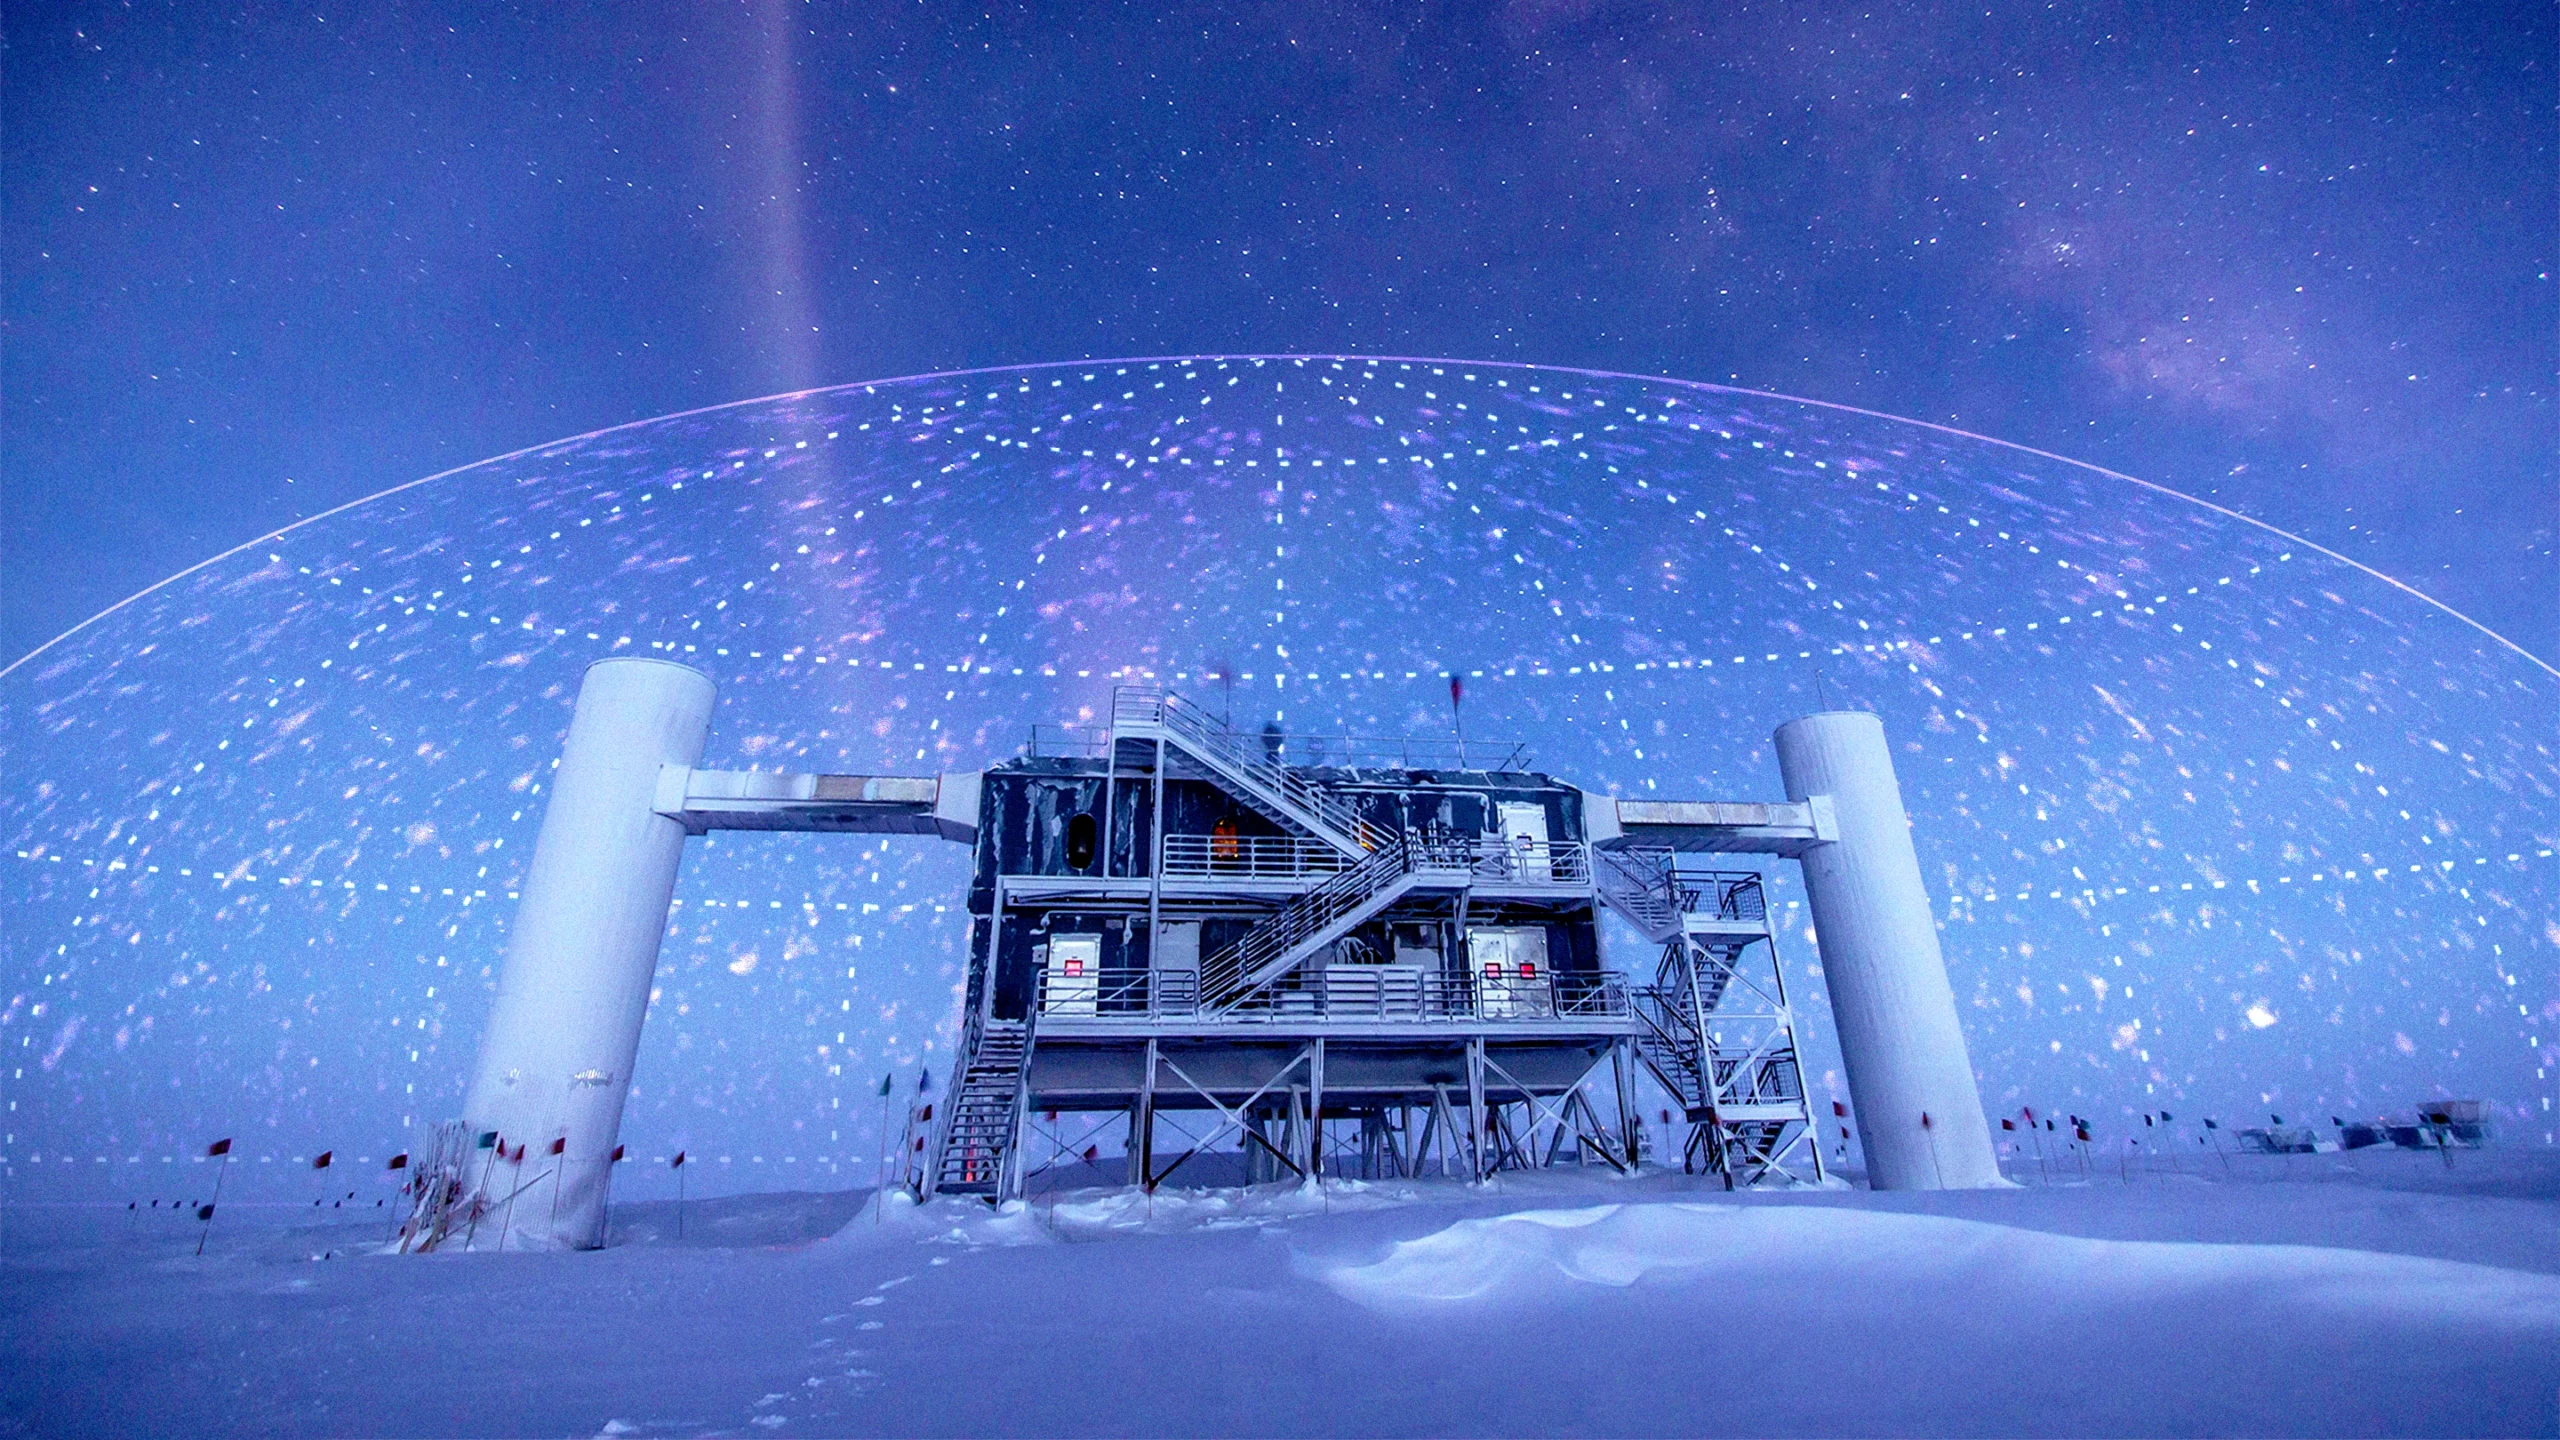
[461,659,715,1247]
[1774,711,2000,1189]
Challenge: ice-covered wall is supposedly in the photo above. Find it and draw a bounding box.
[2,357,2551,1197]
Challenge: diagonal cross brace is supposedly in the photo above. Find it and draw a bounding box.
[1146,1049,1313,1189]
[1478,1050,1630,1174]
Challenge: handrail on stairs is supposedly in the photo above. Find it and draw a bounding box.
[1196,830,1491,1014]
[1196,834,1414,1005]
[1113,687,1389,853]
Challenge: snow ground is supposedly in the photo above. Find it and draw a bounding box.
[5,1149,2556,1438]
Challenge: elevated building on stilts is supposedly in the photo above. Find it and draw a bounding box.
[452,661,1999,1246]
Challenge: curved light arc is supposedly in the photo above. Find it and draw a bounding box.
[8,354,2549,682]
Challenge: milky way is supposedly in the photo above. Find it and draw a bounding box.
[4,356,2552,1194]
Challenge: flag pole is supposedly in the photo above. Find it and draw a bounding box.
[195,1139,233,1257]
[873,1073,895,1225]
[546,1134,568,1236]
[384,1152,410,1246]
[497,1145,524,1249]
[463,1130,499,1248]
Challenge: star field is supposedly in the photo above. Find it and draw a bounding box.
[2,357,2551,1192]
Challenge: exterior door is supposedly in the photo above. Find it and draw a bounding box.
[1498,801,1551,879]
[1470,926,1554,1018]
[1043,934,1101,1015]
[1152,921,1200,1015]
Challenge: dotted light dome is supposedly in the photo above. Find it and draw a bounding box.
[5,355,2553,1192]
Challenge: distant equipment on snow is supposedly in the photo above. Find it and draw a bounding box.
[2337,1099,2491,1153]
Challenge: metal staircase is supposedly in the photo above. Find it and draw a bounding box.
[1610,852,1822,1187]
[1631,937,1750,1108]
[929,1018,1033,1200]
[1112,688,1386,855]
[1197,833,1472,1013]
[1593,844,1683,941]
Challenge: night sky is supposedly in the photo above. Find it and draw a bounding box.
[5,2,2552,664]
[2,6,2554,1195]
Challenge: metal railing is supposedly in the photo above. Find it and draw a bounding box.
[1032,965,1162,1016]
[1113,688,1389,853]
[1195,837,1431,1007]
[1161,833,1590,886]
[1260,732,1533,772]
[1161,834,1351,880]
[1034,962,1630,1023]
[1023,712,1531,772]
[1594,848,1768,938]
[1459,838,1591,886]
[1020,723,1112,759]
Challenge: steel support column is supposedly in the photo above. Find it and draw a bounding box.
[1466,1036,1488,1182]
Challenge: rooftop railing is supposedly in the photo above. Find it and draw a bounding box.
[1018,710,1532,772]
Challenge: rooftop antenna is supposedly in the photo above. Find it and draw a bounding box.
[1448,673,1465,760]
[1205,655,1235,727]
[1811,665,1834,712]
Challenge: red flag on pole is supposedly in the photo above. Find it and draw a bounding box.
[2001,1118,2016,1131]
[1921,1112,1934,1130]
[386,1153,409,1170]
[1832,1101,1847,1118]
[549,1136,566,1156]
[207,1138,233,1157]
[610,1144,626,1163]
[312,1150,333,1170]
[671,1150,687,1169]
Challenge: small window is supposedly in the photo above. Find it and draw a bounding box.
[1065,812,1099,871]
